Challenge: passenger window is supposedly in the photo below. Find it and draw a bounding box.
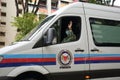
[51,16,81,44]
[90,18,120,46]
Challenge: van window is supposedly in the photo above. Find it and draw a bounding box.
[22,15,55,41]
[51,16,81,44]
[90,18,120,46]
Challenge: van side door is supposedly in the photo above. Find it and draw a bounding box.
[87,17,120,79]
[42,15,89,80]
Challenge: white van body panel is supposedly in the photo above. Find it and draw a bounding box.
[8,66,49,77]
[0,2,120,80]
[43,3,89,73]
[0,42,31,54]
[84,3,120,70]
[0,67,15,76]
[93,77,120,80]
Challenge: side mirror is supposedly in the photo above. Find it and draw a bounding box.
[44,28,56,46]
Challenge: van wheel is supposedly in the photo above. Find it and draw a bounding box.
[22,78,38,80]
[15,72,45,80]
[17,77,39,80]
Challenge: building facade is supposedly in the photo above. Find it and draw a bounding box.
[0,0,17,48]
[0,0,80,48]
[35,0,79,15]
[16,0,79,16]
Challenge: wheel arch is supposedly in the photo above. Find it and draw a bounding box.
[7,65,50,79]
[14,71,48,80]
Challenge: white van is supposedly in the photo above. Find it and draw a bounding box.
[0,2,120,80]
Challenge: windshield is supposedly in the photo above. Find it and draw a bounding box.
[21,15,55,41]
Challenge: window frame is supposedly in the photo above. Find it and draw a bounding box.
[0,42,5,46]
[1,2,7,7]
[90,17,120,47]
[1,22,6,25]
[33,15,82,49]
[1,12,6,17]
[0,32,5,36]
[49,16,82,45]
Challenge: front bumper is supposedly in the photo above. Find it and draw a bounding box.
[0,76,14,80]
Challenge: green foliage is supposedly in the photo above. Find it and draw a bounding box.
[88,0,96,3]
[12,13,46,41]
[29,0,32,2]
[88,0,112,6]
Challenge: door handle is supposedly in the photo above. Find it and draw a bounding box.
[75,48,84,52]
[91,48,99,52]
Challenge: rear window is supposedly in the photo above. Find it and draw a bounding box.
[90,18,120,46]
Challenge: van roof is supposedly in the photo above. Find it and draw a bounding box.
[83,2,120,13]
[52,2,83,15]
[52,2,120,15]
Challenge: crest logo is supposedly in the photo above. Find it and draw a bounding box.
[58,50,72,68]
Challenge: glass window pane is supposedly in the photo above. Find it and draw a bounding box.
[51,16,81,45]
[90,18,120,46]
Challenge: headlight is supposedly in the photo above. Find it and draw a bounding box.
[0,56,3,62]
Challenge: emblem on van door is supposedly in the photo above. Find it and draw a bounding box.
[58,50,72,69]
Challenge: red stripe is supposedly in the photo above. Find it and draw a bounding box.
[74,58,85,61]
[1,58,56,63]
[75,57,120,61]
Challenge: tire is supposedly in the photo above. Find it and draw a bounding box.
[14,72,45,80]
[16,77,39,80]
[22,78,38,80]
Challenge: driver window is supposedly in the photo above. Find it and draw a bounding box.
[51,16,81,44]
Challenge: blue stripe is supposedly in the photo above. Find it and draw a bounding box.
[3,54,42,59]
[74,54,89,57]
[75,60,120,64]
[74,54,120,58]
[74,53,120,64]
[90,54,120,57]
[4,53,120,59]
[88,60,120,63]
[43,54,56,58]
[0,62,56,67]
[3,54,56,59]
[0,54,56,68]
